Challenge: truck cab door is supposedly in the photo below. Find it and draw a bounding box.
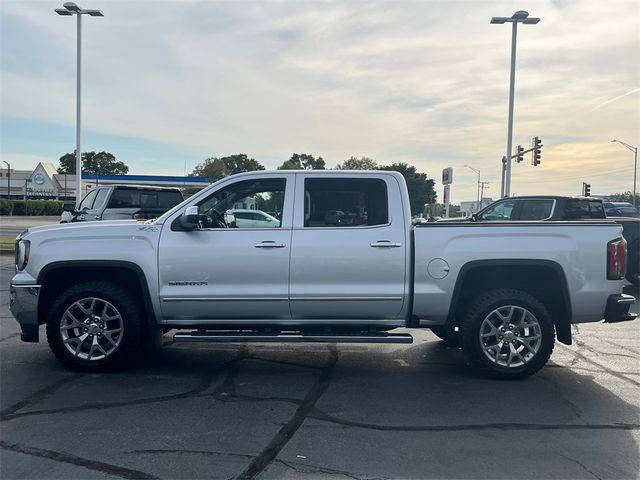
[158,175,294,322]
[289,174,408,321]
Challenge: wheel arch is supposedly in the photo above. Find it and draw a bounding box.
[37,261,157,337]
[447,259,572,345]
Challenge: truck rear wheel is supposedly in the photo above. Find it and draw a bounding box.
[461,289,555,379]
[46,281,145,372]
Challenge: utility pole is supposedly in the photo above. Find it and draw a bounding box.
[2,161,9,199]
[479,181,490,208]
[611,139,638,208]
[55,2,104,209]
[491,11,540,197]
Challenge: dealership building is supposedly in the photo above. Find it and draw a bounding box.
[1,162,211,200]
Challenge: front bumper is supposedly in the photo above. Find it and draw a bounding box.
[9,284,41,342]
[603,294,637,323]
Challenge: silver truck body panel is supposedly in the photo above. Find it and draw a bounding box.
[412,222,624,324]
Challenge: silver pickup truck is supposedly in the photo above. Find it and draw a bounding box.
[9,171,636,379]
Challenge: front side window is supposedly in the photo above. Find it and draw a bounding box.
[478,200,516,220]
[92,188,110,210]
[196,178,286,229]
[78,189,98,210]
[304,178,388,227]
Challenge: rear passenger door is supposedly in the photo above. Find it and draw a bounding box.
[289,175,407,320]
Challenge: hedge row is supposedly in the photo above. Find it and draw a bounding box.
[0,200,65,216]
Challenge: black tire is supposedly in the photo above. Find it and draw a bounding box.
[461,289,555,380]
[430,325,460,347]
[46,281,146,372]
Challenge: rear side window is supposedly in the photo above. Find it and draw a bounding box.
[565,200,605,220]
[108,189,182,209]
[158,191,183,208]
[109,189,138,208]
[519,200,554,220]
[304,178,388,227]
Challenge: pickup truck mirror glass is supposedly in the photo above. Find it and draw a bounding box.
[179,206,200,230]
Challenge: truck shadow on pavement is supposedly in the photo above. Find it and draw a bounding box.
[1,334,638,479]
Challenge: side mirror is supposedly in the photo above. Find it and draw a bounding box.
[179,205,200,230]
[470,214,478,222]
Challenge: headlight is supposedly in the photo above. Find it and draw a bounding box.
[15,240,30,271]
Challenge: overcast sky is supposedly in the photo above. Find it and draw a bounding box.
[1,0,638,203]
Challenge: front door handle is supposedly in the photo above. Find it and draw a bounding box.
[255,241,286,249]
[370,240,402,248]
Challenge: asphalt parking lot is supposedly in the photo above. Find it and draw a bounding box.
[1,253,639,480]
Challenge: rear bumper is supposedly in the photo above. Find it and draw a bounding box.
[9,284,41,342]
[603,294,637,323]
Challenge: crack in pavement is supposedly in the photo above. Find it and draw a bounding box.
[559,453,603,480]
[277,458,388,480]
[537,375,584,420]
[307,407,639,432]
[127,448,386,480]
[0,332,20,342]
[0,374,82,420]
[1,352,245,422]
[599,338,640,356]
[236,345,339,480]
[0,440,159,480]
[558,344,640,388]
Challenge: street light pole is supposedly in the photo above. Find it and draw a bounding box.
[55,2,103,209]
[611,139,638,208]
[464,164,481,211]
[491,11,540,198]
[3,161,10,200]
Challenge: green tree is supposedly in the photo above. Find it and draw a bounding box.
[379,162,436,215]
[191,154,264,178]
[607,191,639,205]
[57,151,128,175]
[278,153,325,170]
[336,156,378,170]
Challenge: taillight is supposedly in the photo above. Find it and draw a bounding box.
[132,213,145,221]
[607,237,627,280]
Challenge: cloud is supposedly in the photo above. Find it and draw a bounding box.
[1,0,638,202]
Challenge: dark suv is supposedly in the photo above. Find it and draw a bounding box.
[62,185,184,223]
[457,196,637,285]
[472,196,605,221]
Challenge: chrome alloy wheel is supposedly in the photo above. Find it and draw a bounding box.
[478,305,542,368]
[60,297,124,361]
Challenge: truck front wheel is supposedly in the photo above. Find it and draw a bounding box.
[46,281,145,372]
[461,289,555,379]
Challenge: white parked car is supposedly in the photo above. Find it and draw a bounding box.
[227,209,280,228]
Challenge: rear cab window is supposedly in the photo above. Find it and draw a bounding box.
[565,199,605,219]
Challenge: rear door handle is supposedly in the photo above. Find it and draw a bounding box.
[255,241,286,249]
[370,240,402,248]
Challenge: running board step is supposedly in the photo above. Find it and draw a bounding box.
[173,331,413,344]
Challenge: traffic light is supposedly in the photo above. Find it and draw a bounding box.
[583,182,591,196]
[515,145,524,163]
[532,136,542,166]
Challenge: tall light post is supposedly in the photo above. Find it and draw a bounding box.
[464,164,481,211]
[55,2,103,209]
[3,161,10,199]
[491,10,540,198]
[611,139,638,208]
